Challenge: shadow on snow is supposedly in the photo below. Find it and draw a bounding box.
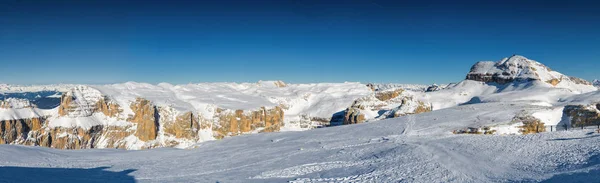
[0,166,136,183]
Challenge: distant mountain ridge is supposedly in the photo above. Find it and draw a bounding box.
[0,55,597,150]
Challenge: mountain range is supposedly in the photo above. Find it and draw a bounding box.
[1,55,600,182]
[0,55,598,150]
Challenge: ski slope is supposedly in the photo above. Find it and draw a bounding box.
[1,102,599,182]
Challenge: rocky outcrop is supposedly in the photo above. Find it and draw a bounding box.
[343,88,432,124]
[426,84,441,92]
[375,89,404,101]
[57,86,116,118]
[0,117,44,144]
[163,111,200,139]
[546,78,561,86]
[344,104,365,125]
[569,76,592,85]
[514,115,546,134]
[57,94,74,116]
[212,106,284,139]
[274,80,287,87]
[391,98,432,117]
[128,98,159,141]
[96,97,121,117]
[563,104,600,128]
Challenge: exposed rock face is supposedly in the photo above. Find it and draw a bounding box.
[0,117,44,144]
[0,93,287,150]
[514,115,546,134]
[375,89,404,101]
[163,111,199,139]
[343,89,431,124]
[563,104,600,128]
[391,98,432,117]
[274,80,287,87]
[425,84,441,92]
[344,104,365,125]
[128,98,159,141]
[57,94,74,116]
[593,79,600,87]
[212,106,284,139]
[546,78,561,86]
[58,86,115,117]
[466,55,592,87]
[569,76,592,85]
[96,97,121,117]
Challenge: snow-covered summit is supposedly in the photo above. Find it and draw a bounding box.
[466,55,595,91]
[467,55,558,83]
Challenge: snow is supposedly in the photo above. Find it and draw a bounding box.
[1,102,600,182]
[47,113,130,130]
[1,55,599,182]
[0,108,48,121]
[532,107,565,126]
[0,84,75,93]
[92,81,372,123]
[469,55,557,81]
[467,55,596,93]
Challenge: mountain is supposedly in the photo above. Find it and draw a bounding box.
[1,55,600,182]
[0,55,597,150]
[466,55,593,88]
[1,90,599,182]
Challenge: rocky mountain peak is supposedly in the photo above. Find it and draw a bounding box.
[466,55,592,87]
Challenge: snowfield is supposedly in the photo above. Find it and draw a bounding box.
[1,102,600,182]
[1,55,599,182]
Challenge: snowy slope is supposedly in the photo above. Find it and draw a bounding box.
[0,55,600,181]
[1,102,600,182]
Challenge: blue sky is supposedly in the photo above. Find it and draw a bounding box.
[1,0,598,84]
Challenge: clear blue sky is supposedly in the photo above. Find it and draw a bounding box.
[1,0,599,84]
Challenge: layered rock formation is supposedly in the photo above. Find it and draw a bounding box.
[563,103,600,128]
[0,85,287,150]
[128,98,159,141]
[212,106,284,139]
[0,117,44,144]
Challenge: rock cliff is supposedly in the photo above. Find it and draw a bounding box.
[563,103,600,128]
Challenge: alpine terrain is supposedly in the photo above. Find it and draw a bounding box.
[1,55,599,182]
